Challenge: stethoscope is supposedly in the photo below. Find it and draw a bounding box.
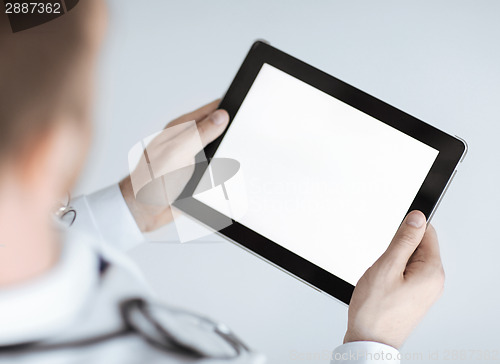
[0,297,251,359]
[2,195,252,359]
[54,192,77,227]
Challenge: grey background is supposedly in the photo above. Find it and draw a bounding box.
[75,1,500,363]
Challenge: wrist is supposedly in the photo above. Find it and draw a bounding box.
[343,329,367,345]
[119,177,148,232]
[344,329,401,350]
[119,177,174,232]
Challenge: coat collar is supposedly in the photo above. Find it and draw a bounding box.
[0,232,100,346]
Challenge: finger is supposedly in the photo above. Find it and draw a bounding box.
[405,224,445,291]
[408,224,442,267]
[144,109,228,181]
[164,109,229,166]
[196,109,230,147]
[167,99,221,128]
[147,100,223,151]
[380,210,427,272]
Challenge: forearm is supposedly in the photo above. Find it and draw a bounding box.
[119,176,175,233]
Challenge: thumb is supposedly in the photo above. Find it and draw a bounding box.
[380,210,427,272]
[196,109,230,147]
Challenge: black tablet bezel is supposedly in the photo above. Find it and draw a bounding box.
[174,41,467,305]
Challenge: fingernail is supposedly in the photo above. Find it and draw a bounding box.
[211,110,227,125]
[406,211,426,228]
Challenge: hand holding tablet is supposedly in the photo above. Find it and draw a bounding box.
[345,211,444,348]
[175,41,466,304]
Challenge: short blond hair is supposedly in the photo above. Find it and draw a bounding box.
[0,0,102,163]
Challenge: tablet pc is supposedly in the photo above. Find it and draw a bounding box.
[174,41,467,305]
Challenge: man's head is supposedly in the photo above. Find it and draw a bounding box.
[0,0,106,285]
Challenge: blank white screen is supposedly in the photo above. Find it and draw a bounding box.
[195,63,438,286]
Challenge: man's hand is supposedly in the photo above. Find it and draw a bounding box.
[344,210,445,349]
[119,100,229,232]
